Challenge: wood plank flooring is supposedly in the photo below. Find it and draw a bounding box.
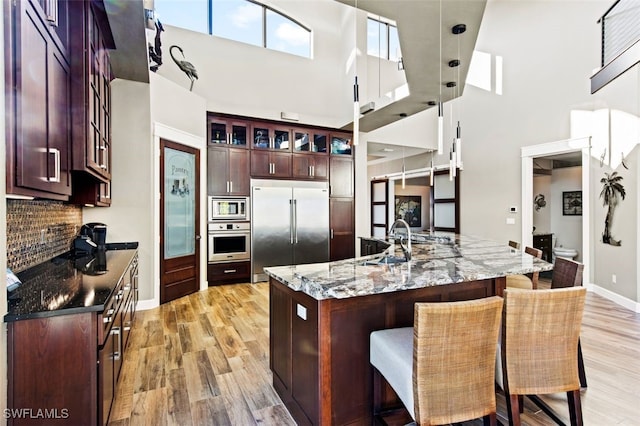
[108,281,640,426]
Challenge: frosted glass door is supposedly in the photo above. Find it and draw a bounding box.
[164,147,196,258]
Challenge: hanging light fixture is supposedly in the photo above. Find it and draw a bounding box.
[353,0,359,146]
[437,0,443,155]
[401,147,406,189]
[452,23,466,168]
[430,151,435,186]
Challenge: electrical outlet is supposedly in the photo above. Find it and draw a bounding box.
[40,229,46,244]
[612,274,617,284]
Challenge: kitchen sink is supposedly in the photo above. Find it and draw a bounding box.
[361,255,408,266]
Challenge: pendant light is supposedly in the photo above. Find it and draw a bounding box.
[452,23,466,168]
[437,0,443,155]
[352,0,359,146]
[401,147,406,189]
[430,151,435,186]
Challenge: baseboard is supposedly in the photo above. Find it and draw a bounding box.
[586,283,640,313]
[136,298,159,311]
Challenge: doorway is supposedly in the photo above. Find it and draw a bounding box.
[160,139,201,304]
[521,137,591,284]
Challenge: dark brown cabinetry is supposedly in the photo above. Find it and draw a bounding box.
[7,251,138,426]
[533,233,553,262]
[292,154,329,180]
[69,0,114,206]
[329,137,355,260]
[207,260,250,285]
[5,0,72,199]
[360,237,391,256]
[5,0,115,204]
[251,150,292,178]
[252,123,291,150]
[209,117,248,146]
[207,146,250,196]
[330,198,355,261]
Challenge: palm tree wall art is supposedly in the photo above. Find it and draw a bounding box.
[600,171,626,246]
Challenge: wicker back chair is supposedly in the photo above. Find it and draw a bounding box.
[370,296,503,425]
[506,246,543,290]
[551,256,588,388]
[501,287,587,426]
[551,256,584,289]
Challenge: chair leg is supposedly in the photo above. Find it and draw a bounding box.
[483,412,497,426]
[578,340,587,388]
[372,367,383,416]
[567,390,583,426]
[505,394,521,426]
[518,395,524,413]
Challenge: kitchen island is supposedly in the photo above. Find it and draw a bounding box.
[264,233,553,426]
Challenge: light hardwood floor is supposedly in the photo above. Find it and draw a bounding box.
[108,281,640,426]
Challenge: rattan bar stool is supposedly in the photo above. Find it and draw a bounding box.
[506,246,543,290]
[370,297,503,425]
[500,287,587,426]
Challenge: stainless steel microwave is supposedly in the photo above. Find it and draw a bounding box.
[208,197,249,221]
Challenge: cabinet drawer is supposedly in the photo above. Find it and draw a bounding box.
[208,261,250,285]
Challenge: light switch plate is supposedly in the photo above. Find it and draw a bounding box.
[506,217,516,225]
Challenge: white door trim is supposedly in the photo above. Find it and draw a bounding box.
[521,137,591,285]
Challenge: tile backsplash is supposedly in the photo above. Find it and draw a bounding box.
[6,200,83,273]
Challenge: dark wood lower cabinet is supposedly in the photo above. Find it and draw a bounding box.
[6,252,138,426]
[207,261,250,285]
[329,197,355,261]
[269,276,504,425]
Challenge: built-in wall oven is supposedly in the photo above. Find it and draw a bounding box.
[208,221,251,262]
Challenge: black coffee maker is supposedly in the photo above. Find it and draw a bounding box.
[73,222,107,255]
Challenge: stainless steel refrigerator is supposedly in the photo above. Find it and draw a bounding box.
[251,179,329,282]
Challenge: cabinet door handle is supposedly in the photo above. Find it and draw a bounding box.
[229,181,233,193]
[112,327,121,361]
[312,165,315,177]
[330,229,334,239]
[227,133,231,144]
[224,269,237,274]
[47,148,61,183]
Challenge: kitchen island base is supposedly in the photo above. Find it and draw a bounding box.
[269,275,505,425]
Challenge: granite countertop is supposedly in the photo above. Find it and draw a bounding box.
[264,233,553,300]
[5,248,138,322]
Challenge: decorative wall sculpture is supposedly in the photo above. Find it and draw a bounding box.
[600,171,625,246]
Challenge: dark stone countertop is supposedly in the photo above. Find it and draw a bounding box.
[5,247,138,322]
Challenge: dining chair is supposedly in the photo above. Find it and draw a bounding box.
[551,257,588,388]
[500,287,587,426]
[370,296,503,425]
[506,246,543,290]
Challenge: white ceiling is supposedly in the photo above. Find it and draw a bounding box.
[334,0,487,163]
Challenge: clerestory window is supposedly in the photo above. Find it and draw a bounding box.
[155,0,312,58]
[367,17,401,62]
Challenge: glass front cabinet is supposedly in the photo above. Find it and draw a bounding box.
[252,124,290,150]
[209,118,248,147]
[293,128,328,153]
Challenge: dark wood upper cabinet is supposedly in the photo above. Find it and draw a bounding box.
[251,150,292,178]
[68,0,115,206]
[207,146,250,196]
[292,154,329,180]
[5,0,72,199]
[69,0,114,181]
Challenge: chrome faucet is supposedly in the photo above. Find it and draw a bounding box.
[388,219,412,261]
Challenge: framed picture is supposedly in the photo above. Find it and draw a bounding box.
[395,195,421,227]
[563,191,582,216]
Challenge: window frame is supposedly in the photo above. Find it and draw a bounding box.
[367,16,400,61]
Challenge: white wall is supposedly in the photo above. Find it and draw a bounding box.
[532,175,551,234]
[154,0,356,129]
[83,75,208,306]
[550,166,583,262]
[83,80,155,300]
